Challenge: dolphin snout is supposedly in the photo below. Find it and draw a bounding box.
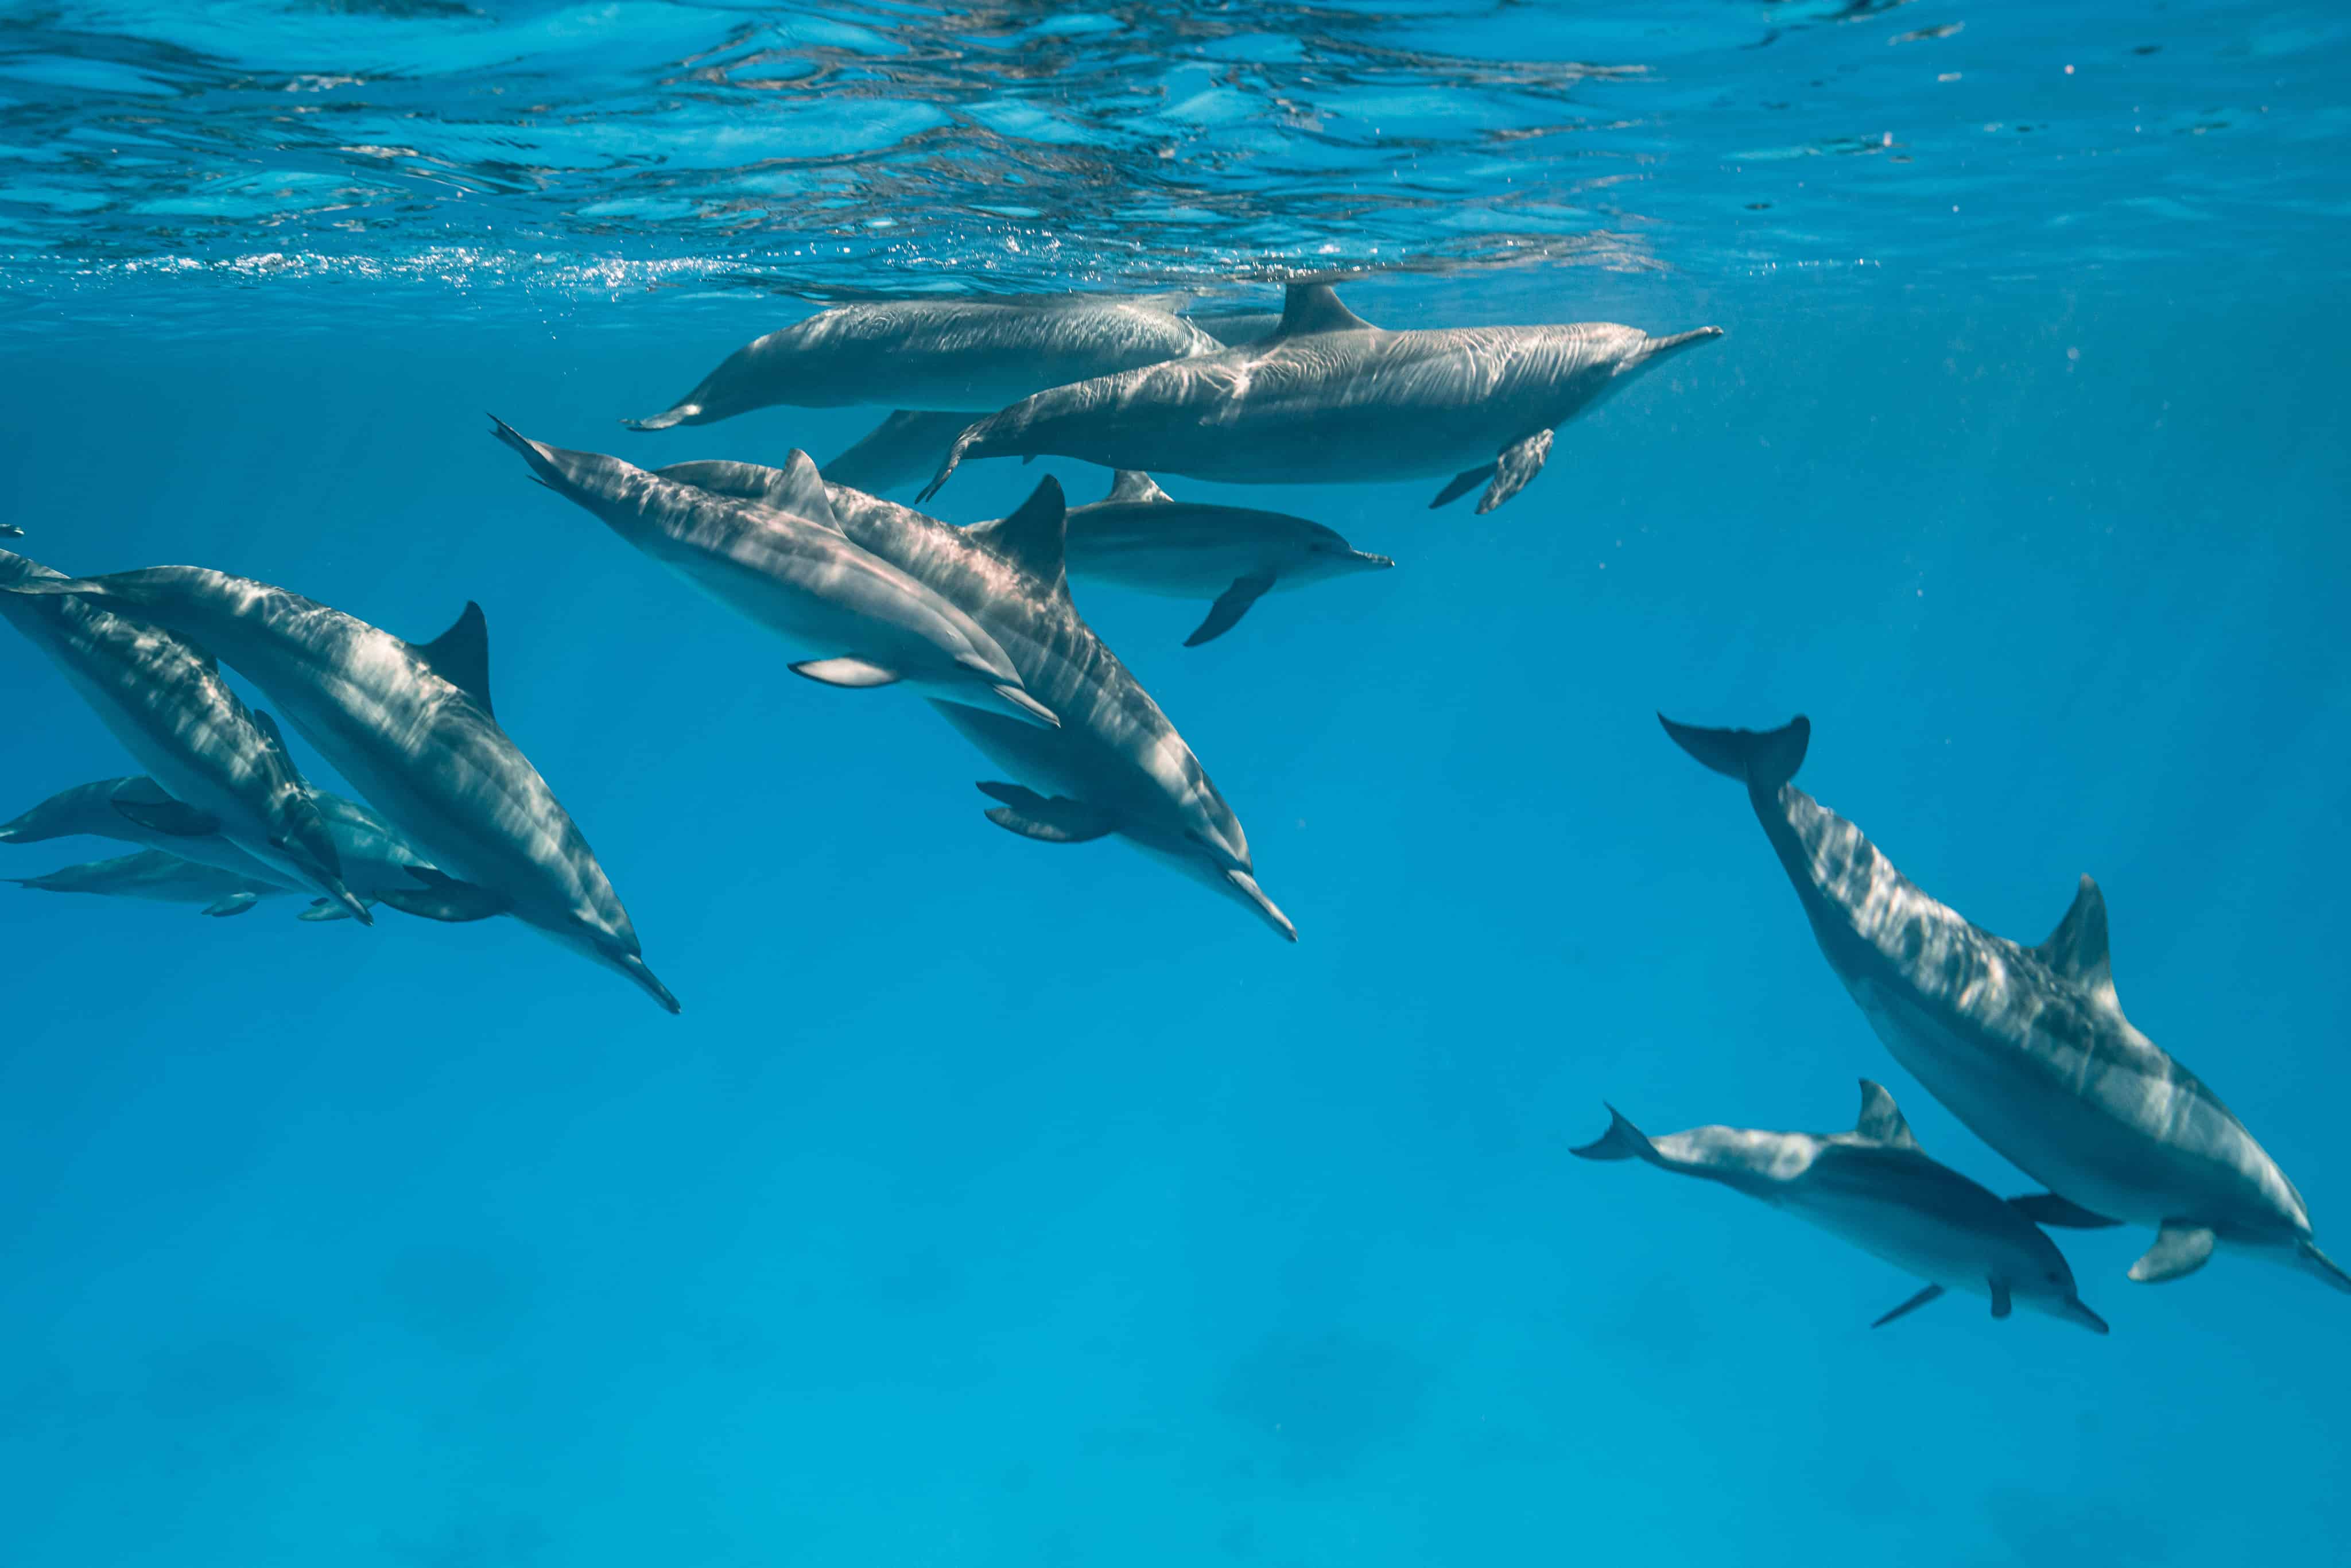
[1227,868,1297,942]
[2058,1296,2111,1335]
[610,949,682,1015]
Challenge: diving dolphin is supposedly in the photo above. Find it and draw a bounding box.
[652,459,1295,941]
[489,419,1056,728]
[1662,713,2348,1297]
[6,848,293,918]
[822,411,981,495]
[918,281,1722,513]
[0,775,436,921]
[0,547,368,921]
[1575,1081,2111,1333]
[1061,471,1394,646]
[0,570,677,1012]
[623,294,1220,430]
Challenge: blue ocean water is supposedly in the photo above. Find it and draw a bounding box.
[3,3,2348,1564]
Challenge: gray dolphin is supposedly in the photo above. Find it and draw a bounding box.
[821,411,980,495]
[918,282,1721,513]
[1662,713,2348,1297]
[1576,1081,2111,1333]
[0,570,677,1012]
[1061,471,1394,646]
[653,459,1295,941]
[624,294,1220,430]
[489,419,1056,728]
[0,774,436,921]
[6,848,293,918]
[0,547,368,921]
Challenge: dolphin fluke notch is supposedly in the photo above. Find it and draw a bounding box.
[1658,713,1811,791]
[1570,1105,1665,1165]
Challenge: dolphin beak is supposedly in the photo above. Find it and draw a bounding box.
[614,951,682,1014]
[1635,325,1725,366]
[1350,550,1396,570]
[331,884,375,926]
[2296,1240,2351,1294]
[2060,1297,2111,1335]
[993,684,1061,729]
[1227,868,1297,943]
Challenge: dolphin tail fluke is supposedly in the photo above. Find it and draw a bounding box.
[2296,1240,2351,1295]
[1570,1105,1665,1165]
[1658,713,1810,791]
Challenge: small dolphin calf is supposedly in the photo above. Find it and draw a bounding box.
[6,849,292,918]
[1,547,368,921]
[1662,713,2348,1297]
[654,460,1295,941]
[1062,472,1393,646]
[624,294,1219,430]
[0,570,676,1012]
[920,282,1721,513]
[491,420,1055,727]
[1576,1081,2111,1333]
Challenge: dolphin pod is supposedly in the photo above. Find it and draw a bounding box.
[0,569,678,1013]
[1576,1080,2112,1333]
[1657,713,2349,1299]
[1061,471,1393,647]
[917,281,1722,512]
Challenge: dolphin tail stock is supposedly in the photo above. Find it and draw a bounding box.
[2295,1240,2351,1295]
[1658,713,1810,793]
[1570,1105,1669,1166]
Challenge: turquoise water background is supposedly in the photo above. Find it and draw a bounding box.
[3,4,2348,1564]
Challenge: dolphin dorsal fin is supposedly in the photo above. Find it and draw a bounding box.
[2036,875,2117,1009]
[767,450,837,527]
[1855,1080,1919,1149]
[1105,471,1171,505]
[249,707,293,758]
[412,601,495,719]
[1274,282,1372,338]
[967,476,1070,599]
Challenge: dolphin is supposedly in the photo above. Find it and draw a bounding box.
[488,419,1057,728]
[651,459,1295,941]
[0,774,437,921]
[1575,1081,2111,1333]
[5,848,293,918]
[0,546,368,921]
[0,524,22,537]
[0,570,677,1012]
[1060,471,1394,646]
[1661,713,2348,1297]
[822,411,982,495]
[623,294,1220,430]
[918,281,1722,513]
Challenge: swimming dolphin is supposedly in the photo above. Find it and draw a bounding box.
[488,419,1056,728]
[918,282,1722,512]
[0,547,368,922]
[822,411,981,495]
[0,774,436,920]
[1576,1081,2111,1333]
[652,459,1295,941]
[1661,712,2348,1297]
[1060,471,1394,646]
[623,294,1220,430]
[0,570,677,1012]
[5,848,293,918]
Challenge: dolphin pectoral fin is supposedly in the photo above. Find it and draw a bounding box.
[1186,573,1277,647]
[111,795,222,837]
[379,865,509,923]
[1476,429,1554,514]
[1989,1279,2013,1319]
[1429,464,1493,509]
[203,893,261,918]
[976,782,1114,844]
[2007,1193,2123,1229]
[2128,1222,2217,1284]
[791,657,902,689]
[2297,1241,2351,1294]
[1870,1283,1945,1328]
[1570,1104,1661,1165]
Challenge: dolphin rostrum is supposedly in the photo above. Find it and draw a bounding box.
[490,419,1056,728]
[1061,471,1394,646]
[1,546,368,921]
[1576,1081,2111,1333]
[5,848,294,918]
[0,570,677,1012]
[624,294,1220,430]
[1661,712,2348,1297]
[651,459,1295,941]
[918,281,1722,513]
[821,411,980,496]
[1,774,437,922]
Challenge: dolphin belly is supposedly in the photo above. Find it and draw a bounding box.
[1782,1184,2003,1298]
